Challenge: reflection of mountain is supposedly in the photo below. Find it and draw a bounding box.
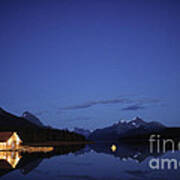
[76,141,179,163]
[89,143,154,163]
[74,145,91,155]
[20,158,43,175]
[0,144,85,178]
[0,141,179,179]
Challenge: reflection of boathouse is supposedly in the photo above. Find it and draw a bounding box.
[0,132,22,150]
[0,151,21,169]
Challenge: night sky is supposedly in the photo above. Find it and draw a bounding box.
[0,0,180,130]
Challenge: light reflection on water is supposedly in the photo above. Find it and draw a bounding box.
[0,151,21,169]
[1,143,180,180]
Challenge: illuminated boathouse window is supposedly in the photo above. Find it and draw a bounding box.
[0,132,22,150]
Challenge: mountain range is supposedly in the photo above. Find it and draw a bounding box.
[0,107,39,130]
[0,107,86,143]
[1,107,178,143]
[74,117,166,141]
[22,111,44,127]
[73,128,91,138]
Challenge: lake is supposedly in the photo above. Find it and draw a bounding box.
[1,142,180,180]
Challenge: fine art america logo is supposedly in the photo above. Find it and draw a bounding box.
[149,134,180,170]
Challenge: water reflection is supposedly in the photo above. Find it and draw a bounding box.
[111,144,117,152]
[88,142,154,162]
[0,142,179,179]
[0,151,21,169]
[0,144,85,178]
[73,142,160,163]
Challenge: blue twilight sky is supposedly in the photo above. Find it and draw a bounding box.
[0,0,180,130]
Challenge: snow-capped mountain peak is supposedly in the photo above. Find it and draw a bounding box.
[128,117,146,127]
[89,117,166,141]
[22,111,44,127]
[120,120,126,123]
[73,128,91,138]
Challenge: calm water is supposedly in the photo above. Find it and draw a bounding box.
[1,143,180,180]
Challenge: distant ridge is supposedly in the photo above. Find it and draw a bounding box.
[0,107,86,143]
[73,128,91,138]
[22,111,44,127]
[0,107,39,130]
[88,117,166,141]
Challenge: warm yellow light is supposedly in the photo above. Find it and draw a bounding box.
[111,144,117,152]
[0,151,21,168]
[22,146,54,153]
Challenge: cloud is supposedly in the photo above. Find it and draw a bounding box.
[60,98,132,110]
[60,97,162,111]
[135,98,161,104]
[69,116,92,121]
[34,110,49,116]
[121,104,145,111]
